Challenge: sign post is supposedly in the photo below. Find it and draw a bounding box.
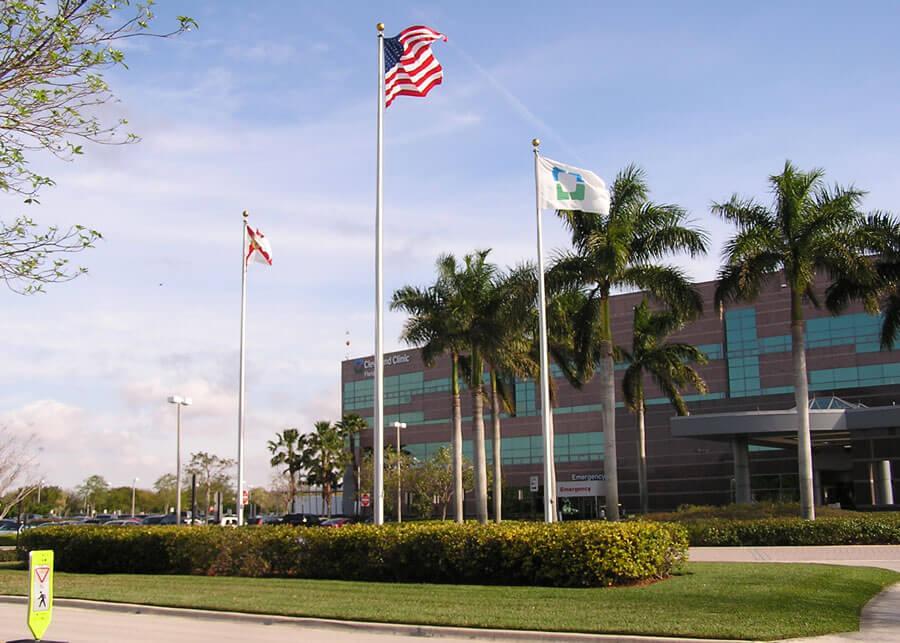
[27,550,53,640]
[360,492,371,508]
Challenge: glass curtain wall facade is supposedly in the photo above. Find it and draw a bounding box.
[342,274,900,515]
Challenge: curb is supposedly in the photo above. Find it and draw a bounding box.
[0,595,751,643]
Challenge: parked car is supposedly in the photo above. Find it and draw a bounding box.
[141,515,165,525]
[103,519,142,526]
[33,521,65,528]
[319,517,353,528]
[280,513,323,527]
[0,519,19,533]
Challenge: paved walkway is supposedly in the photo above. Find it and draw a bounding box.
[0,546,897,643]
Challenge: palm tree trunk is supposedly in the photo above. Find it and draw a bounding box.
[350,434,359,515]
[490,370,502,523]
[637,398,648,515]
[600,323,619,521]
[288,472,297,512]
[451,353,464,523]
[791,288,815,520]
[472,381,488,524]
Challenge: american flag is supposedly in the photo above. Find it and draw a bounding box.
[384,26,447,107]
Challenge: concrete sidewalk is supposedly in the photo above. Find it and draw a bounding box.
[689,544,900,572]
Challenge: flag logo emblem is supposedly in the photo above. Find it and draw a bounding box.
[553,167,586,201]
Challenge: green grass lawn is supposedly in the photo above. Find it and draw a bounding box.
[0,562,896,640]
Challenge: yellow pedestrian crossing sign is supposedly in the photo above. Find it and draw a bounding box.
[28,550,53,640]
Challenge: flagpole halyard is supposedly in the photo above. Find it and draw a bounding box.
[373,22,386,526]
[237,210,248,527]
[532,139,557,523]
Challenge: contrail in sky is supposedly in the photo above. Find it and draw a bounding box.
[447,40,584,163]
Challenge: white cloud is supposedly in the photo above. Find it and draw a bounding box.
[227,42,296,63]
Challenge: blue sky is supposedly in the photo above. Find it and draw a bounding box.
[2,1,899,492]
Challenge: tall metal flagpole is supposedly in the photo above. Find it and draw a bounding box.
[373,22,386,525]
[237,211,249,526]
[532,139,556,523]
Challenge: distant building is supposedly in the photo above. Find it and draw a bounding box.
[342,274,899,517]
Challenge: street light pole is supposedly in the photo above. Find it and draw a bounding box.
[168,395,192,526]
[131,477,139,518]
[393,421,407,522]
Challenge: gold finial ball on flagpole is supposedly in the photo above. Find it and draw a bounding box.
[242,210,249,218]
[532,138,540,148]
[377,23,385,32]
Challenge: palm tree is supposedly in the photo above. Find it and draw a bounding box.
[622,298,707,514]
[714,160,892,520]
[550,164,707,521]
[391,255,468,523]
[452,250,501,524]
[335,413,368,514]
[267,428,304,511]
[826,215,900,349]
[481,264,536,523]
[301,420,349,517]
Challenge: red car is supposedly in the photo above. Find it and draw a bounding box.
[319,517,353,528]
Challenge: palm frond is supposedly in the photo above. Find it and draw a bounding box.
[622,264,704,320]
[881,293,900,349]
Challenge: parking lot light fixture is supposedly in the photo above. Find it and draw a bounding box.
[167,395,192,526]
[392,422,407,522]
[131,477,139,518]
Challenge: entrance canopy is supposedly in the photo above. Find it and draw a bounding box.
[671,400,900,449]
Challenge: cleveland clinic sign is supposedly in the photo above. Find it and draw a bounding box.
[353,354,411,377]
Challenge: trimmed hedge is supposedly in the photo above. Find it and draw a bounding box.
[19,521,687,587]
[680,516,900,546]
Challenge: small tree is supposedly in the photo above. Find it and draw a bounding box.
[0,426,41,519]
[76,474,108,515]
[0,1,195,292]
[410,446,475,520]
[184,451,235,518]
[153,473,176,514]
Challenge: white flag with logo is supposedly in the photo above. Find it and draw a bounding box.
[536,156,610,215]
